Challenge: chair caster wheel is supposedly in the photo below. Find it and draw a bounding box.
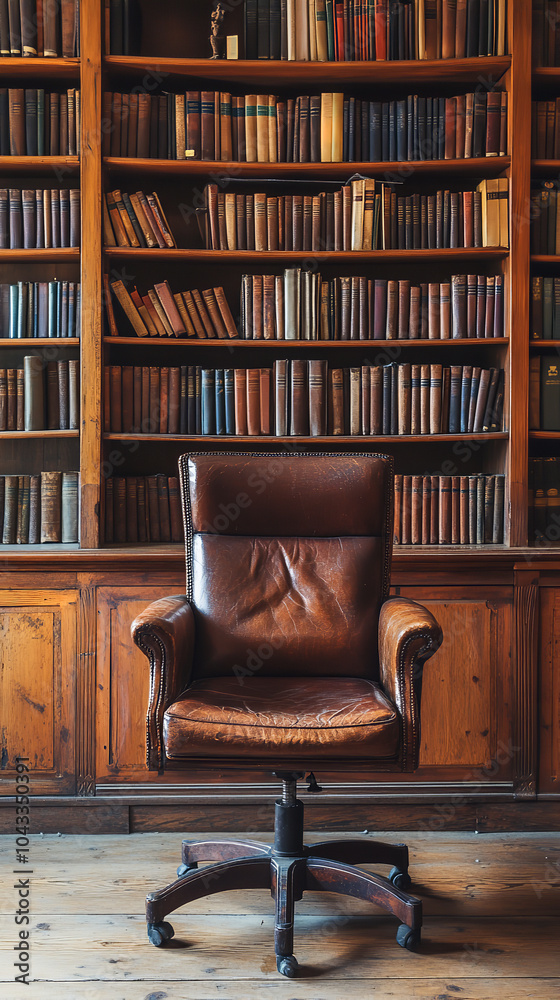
[277,954,298,978]
[396,923,420,951]
[389,866,411,891]
[177,862,198,878]
[147,921,175,947]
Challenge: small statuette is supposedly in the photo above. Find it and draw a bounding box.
[210,3,226,60]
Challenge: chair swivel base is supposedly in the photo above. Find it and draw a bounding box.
[146,777,422,978]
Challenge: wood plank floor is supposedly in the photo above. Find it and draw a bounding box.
[1,831,559,999]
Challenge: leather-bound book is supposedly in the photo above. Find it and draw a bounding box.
[428,475,438,544]
[483,475,494,543]
[450,475,460,544]
[485,91,501,156]
[428,283,440,339]
[493,475,505,543]
[15,475,29,544]
[328,367,343,435]
[223,369,234,436]
[45,360,59,428]
[438,476,452,544]
[444,97,456,159]
[244,367,260,436]
[441,367,450,432]
[474,474,484,543]
[158,366,169,433]
[397,363,411,435]
[408,364,420,435]
[421,476,431,545]
[494,274,504,337]
[393,474,402,544]
[348,367,360,436]
[372,280,387,340]
[165,477,182,543]
[23,355,45,431]
[233,368,248,435]
[2,475,17,543]
[419,363,430,435]
[360,365,370,435]
[459,475,469,544]
[155,476,170,543]
[429,364,443,434]
[6,367,15,429]
[485,275,495,338]
[40,471,62,543]
[259,368,271,435]
[0,368,6,429]
[475,274,485,338]
[27,474,40,545]
[397,280,410,340]
[451,274,467,338]
[449,365,462,433]
[482,367,500,431]
[473,367,491,432]
[273,359,288,436]
[61,471,78,544]
[467,475,477,543]
[411,475,422,545]
[213,368,225,435]
[167,367,180,434]
[440,283,451,339]
[200,368,215,435]
[144,476,158,542]
[540,354,560,429]
[465,365,480,432]
[16,367,23,429]
[460,364,472,433]
[401,476,412,545]
[368,365,382,435]
[289,359,309,435]
[8,88,25,154]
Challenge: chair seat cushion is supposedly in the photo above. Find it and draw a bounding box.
[163,677,400,760]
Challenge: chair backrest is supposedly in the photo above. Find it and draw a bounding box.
[179,452,394,681]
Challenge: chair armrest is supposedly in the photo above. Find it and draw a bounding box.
[131,596,195,770]
[378,597,443,772]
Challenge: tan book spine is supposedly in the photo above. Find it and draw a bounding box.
[111,280,150,337]
[174,293,197,337]
[214,286,238,339]
[320,92,333,163]
[182,291,207,339]
[202,288,228,339]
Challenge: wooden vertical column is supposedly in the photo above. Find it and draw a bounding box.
[507,0,532,546]
[80,0,103,548]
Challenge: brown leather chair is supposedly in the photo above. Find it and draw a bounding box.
[132,452,442,978]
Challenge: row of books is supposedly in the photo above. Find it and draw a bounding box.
[531,277,560,340]
[0,0,79,57]
[107,279,237,340]
[533,1,560,66]
[0,471,79,545]
[0,280,80,339]
[0,358,79,431]
[104,475,182,545]
[395,473,505,545]
[529,457,560,541]
[244,0,508,61]
[530,182,560,254]
[529,355,560,431]
[107,0,141,57]
[103,362,504,438]
[103,89,507,163]
[239,271,505,341]
[102,470,507,547]
[103,189,176,249]
[202,179,509,252]
[532,99,560,159]
[0,187,80,248]
[1,88,80,156]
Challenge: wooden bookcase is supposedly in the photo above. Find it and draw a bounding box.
[3,0,560,828]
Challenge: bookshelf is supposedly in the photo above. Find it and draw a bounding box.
[6,0,560,820]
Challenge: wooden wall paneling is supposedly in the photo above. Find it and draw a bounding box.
[538,586,560,795]
[507,0,532,544]
[77,586,97,795]
[0,590,78,796]
[95,586,182,782]
[80,0,103,547]
[513,569,539,798]
[395,589,513,780]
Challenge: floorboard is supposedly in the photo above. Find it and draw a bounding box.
[0,831,558,999]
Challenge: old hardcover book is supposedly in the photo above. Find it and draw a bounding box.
[23,354,45,430]
[290,358,309,435]
[429,364,443,434]
[61,471,78,543]
[540,354,560,429]
[40,470,62,543]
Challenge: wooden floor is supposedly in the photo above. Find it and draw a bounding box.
[1,830,559,999]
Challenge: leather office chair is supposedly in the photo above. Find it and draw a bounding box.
[132,452,442,978]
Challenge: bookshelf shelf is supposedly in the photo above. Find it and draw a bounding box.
[104,248,510,264]
[529,431,560,439]
[0,156,80,176]
[0,57,80,80]
[0,338,80,347]
[0,430,79,439]
[105,156,511,180]
[104,337,510,348]
[104,55,511,88]
[104,432,508,444]
[529,340,560,348]
[0,249,80,262]
[531,159,560,175]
